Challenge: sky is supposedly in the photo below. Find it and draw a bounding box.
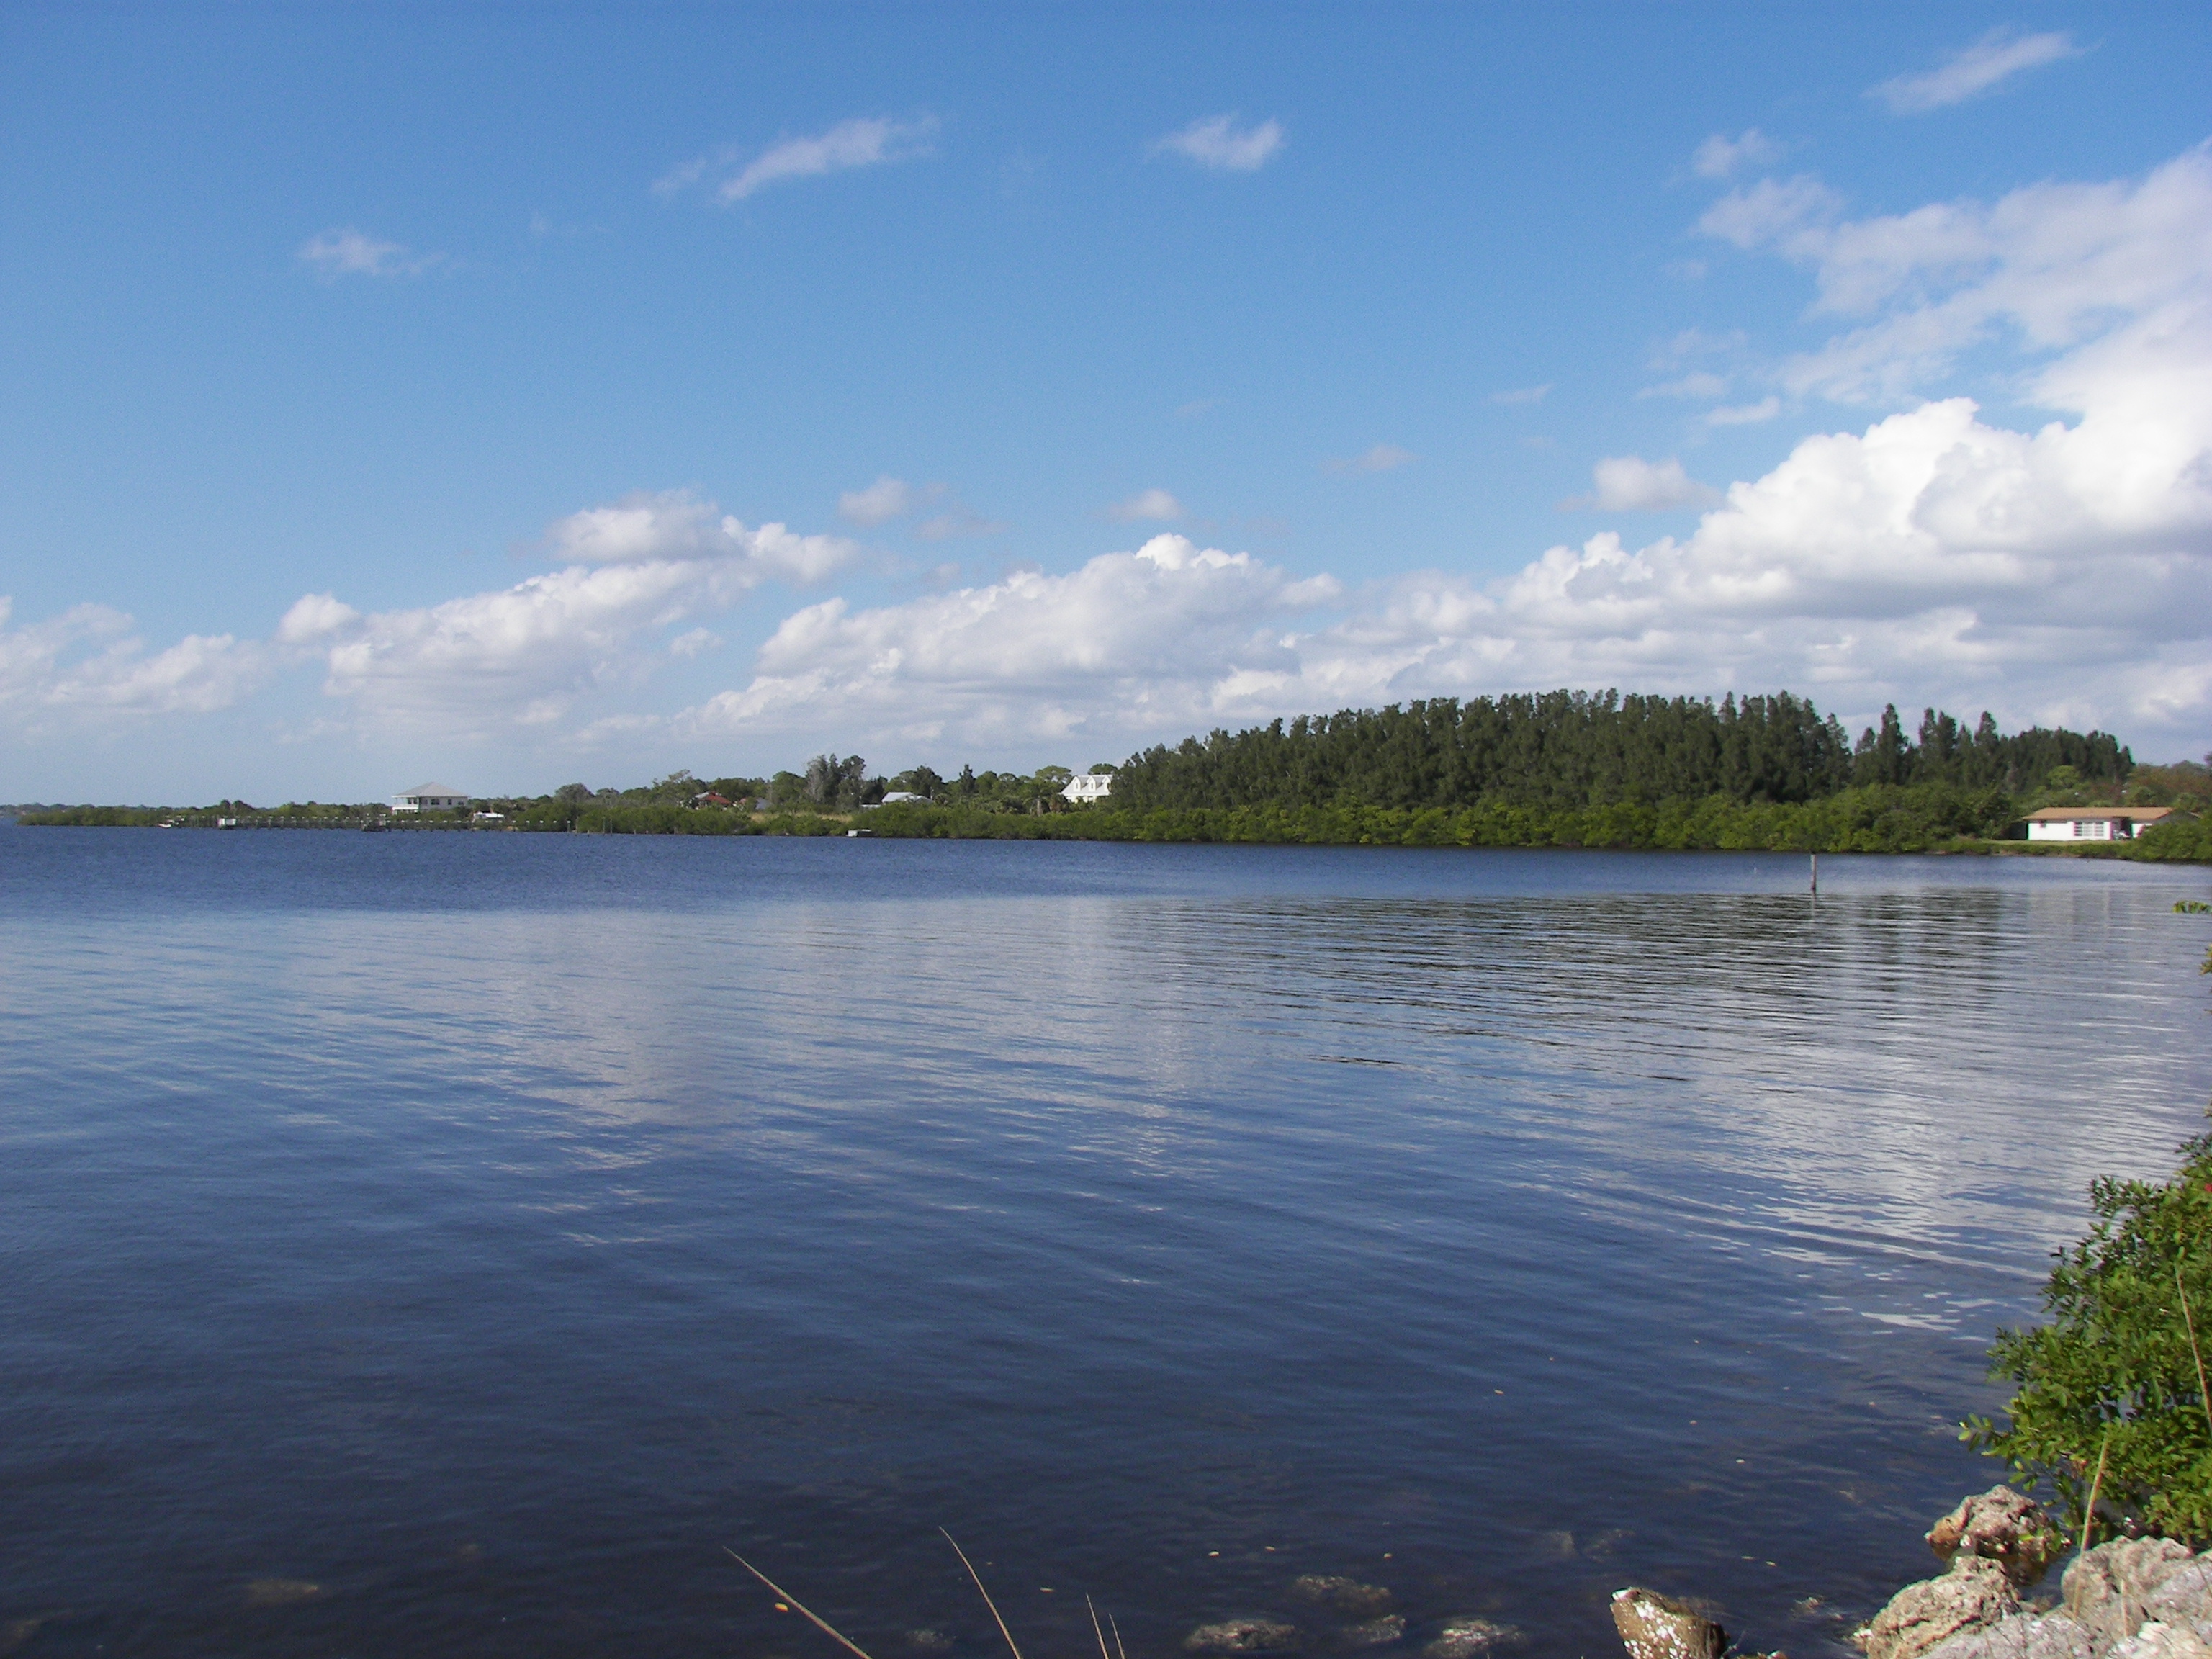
[2,2,2208,801]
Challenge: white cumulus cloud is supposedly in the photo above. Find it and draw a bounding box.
[1150,114,1285,173]
[14,148,2211,765]
[541,490,855,580]
[677,534,1341,744]
[663,148,2212,760]
[654,372,2207,757]
[0,599,269,732]
[0,487,850,744]
[279,493,855,732]
[1871,29,2080,114]
[1568,457,1724,512]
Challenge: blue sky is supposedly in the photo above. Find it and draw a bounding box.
[3,3,2208,800]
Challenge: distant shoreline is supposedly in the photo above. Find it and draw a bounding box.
[14,797,2210,863]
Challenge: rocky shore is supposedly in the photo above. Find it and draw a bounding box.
[1611,1489,2212,1659]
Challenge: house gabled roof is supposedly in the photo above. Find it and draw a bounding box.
[398,783,467,796]
[2024,805,2173,822]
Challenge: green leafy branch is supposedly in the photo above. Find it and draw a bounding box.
[1966,1125,2212,1545]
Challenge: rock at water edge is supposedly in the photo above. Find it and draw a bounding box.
[1188,1619,1302,1655]
[1611,1588,1727,1659]
[1910,1609,2092,1659]
[1293,1578,1395,1617]
[1861,1556,2020,1659]
[1426,1618,1526,1659]
[1928,1488,2064,1586]
[2063,1540,2200,1653]
[2116,1623,2212,1659]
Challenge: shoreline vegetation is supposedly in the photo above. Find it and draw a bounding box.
[15,690,2212,862]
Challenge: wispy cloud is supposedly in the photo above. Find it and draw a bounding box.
[1699,176,1845,252]
[1707,396,1781,426]
[1106,488,1185,523]
[1638,372,1730,400]
[655,117,938,205]
[1490,384,1552,406]
[1691,128,1782,179]
[1563,456,1723,512]
[1709,145,2212,403]
[1322,444,1416,476]
[914,508,1007,541]
[1150,114,1285,173]
[837,475,933,527]
[835,475,1002,539]
[297,228,444,279]
[1871,29,2079,114]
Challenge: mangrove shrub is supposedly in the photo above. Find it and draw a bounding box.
[1967,1125,2212,1544]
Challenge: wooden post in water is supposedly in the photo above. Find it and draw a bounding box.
[1810,852,1819,894]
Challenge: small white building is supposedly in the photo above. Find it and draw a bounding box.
[879,791,930,804]
[391,783,469,814]
[2025,806,2173,842]
[1062,773,1114,805]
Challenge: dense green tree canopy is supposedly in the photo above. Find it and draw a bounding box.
[1108,691,2131,814]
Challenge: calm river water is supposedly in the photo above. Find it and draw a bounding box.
[4,830,2209,1658]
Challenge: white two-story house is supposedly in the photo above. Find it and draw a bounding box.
[390,783,469,814]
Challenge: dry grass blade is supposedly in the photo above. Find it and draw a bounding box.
[2073,1427,2113,1588]
[1088,1596,1112,1659]
[941,1528,1025,1659]
[726,1549,878,1659]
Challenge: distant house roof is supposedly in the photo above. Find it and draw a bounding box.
[880,791,928,804]
[399,783,466,796]
[2025,806,2173,822]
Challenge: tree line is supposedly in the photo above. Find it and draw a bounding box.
[1106,692,2134,813]
[17,688,2209,860]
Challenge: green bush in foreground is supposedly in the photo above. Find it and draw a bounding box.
[2128,819,2212,863]
[1966,1125,2212,1545]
